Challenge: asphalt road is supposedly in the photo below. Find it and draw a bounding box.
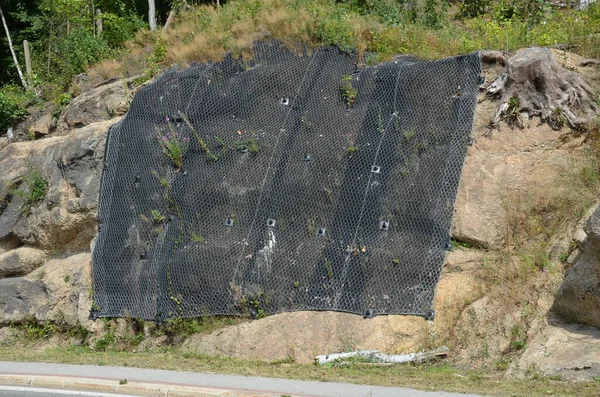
[0,361,486,397]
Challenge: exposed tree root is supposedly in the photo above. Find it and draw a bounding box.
[483,47,598,131]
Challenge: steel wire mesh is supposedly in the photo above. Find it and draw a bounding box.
[92,41,482,321]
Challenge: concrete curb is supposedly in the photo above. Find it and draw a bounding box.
[0,375,283,397]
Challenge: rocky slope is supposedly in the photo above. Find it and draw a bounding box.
[0,48,598,379]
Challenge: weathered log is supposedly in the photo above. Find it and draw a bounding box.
[315,347,449,365]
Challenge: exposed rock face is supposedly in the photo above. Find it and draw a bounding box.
[452,120,583,249]
[552,205,600,328]
[0,50,597,375]
[184,259,482,363]
[0,278,48,322]
[0,253,93,328]
[0,118,118,251]
[0,247,47,278]
[509,316,600,381]
[56,79,133,133]
[31,253,94,328]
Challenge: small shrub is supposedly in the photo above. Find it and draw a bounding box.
[340,74,357,108]
[68,325,90,340]
[156,121,190,170]
[324,258,333,280]
[548,107,566,130]
[503,95,523,128]
[191,232,205,243]
[52,93,72,120]
[95,331,116,351]
[11,164,48,216]
[19,317,54,340]
[460,0,490,18]
[509,324,527,351]
[151,209,165,224]
[0,85,29,131]
[233,138,260,155]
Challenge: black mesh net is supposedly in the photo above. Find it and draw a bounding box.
[92,42,482,321]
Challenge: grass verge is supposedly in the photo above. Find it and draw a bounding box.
[0,344,598,397]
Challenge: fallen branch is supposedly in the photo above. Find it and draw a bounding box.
[580,59,600,67]
[315,347,449,365]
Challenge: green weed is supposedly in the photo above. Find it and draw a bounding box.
[340,74,357,108]
[151,209,165,224]
[10,164,48,216]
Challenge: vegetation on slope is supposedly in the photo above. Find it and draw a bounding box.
[0,0,600,127]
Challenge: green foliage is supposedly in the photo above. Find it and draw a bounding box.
[503,95,522,127]
[548,107,566,130]
[94,331,115,351]
[324,258,333,280]
[52,93,72,119]
[508,324,527,352]
[17,316,54,340]
[0,85,30,131]
[11,163,48,216]
[156,122,190,170]
[233,138,260,155]
[68,325,90,340]
[403,129,415,142]
[151,209,165,224]
[420,0,448,29]
[101,12,146,48]
[340,74,357,108]
[160,317,210,338]
[191,232,205,243]
[460,0,490,18]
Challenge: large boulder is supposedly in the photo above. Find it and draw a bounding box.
[30,253,94,328]
[0,253,93,329]
[0,278,48,323]
[552,205,600,328]
[508,316,600,380]
[0,247,47,278]
[56,78,133,133]
[0,118,118,251]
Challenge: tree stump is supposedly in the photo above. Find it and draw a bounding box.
[484,47,598,130]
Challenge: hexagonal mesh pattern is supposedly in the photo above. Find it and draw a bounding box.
[92,41,482,321]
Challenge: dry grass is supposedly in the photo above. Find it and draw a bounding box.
[84,0,600,87]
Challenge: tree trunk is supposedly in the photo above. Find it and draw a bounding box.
[162,10,176,33]
[0,6,27,88]
[148,0,157,31]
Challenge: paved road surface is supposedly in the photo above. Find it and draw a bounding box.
[0,361,486,397]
